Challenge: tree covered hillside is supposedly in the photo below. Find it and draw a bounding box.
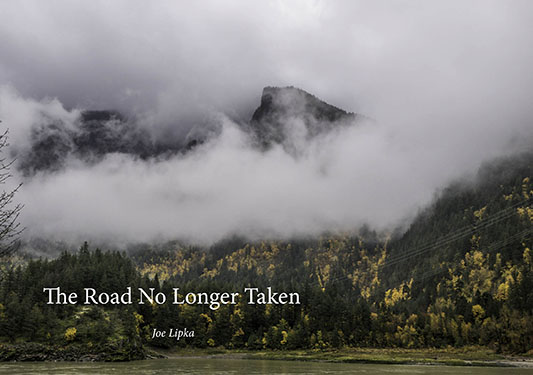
[0,153,532,358]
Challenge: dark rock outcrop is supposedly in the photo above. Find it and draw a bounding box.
[17,87,360,174]
[0,342,147,362]
[249,86,357,148]
[18,110,160,175]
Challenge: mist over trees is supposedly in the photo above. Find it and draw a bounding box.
[1,0,533,362]
[1,152,532,356]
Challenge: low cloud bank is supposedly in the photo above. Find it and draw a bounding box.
[0,1,532,246]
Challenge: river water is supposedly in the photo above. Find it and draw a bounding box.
[0,358,532,374]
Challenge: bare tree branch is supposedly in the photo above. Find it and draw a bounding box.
[0,124,24,258]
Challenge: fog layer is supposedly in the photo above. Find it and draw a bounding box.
[1,1,532,245]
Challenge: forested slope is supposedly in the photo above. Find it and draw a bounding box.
[1,153,532,357]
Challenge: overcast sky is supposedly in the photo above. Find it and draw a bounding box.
[1,1,533,246]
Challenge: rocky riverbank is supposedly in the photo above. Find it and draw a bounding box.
[0,342,152,362]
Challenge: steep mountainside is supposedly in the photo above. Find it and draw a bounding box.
[7,86,533,353]
[17,87,359,174]
[18,110,163,175]
[248,86,357,149]
[127,151,533,351]
[4,149,533,353]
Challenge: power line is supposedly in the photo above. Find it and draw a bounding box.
[313,197,531,289]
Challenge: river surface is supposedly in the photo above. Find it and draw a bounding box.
[0,358,532,374]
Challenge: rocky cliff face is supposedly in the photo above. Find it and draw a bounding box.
[17,110,168,175]
[249,86,357,149]
[17,87,359,174]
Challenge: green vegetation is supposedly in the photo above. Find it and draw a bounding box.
[0,153,532,361]
[0,247,146,360]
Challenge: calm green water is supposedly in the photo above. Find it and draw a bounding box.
[0,358,532,374]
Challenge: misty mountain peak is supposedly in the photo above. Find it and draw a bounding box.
[253,86,355,122]
[17,87,361,175]
[249,86,357,148]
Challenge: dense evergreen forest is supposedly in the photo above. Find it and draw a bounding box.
[0,152,532,359]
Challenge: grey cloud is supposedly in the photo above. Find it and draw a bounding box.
[1,1,533,245]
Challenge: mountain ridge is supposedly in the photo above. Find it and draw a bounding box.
[17,86,359,175]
